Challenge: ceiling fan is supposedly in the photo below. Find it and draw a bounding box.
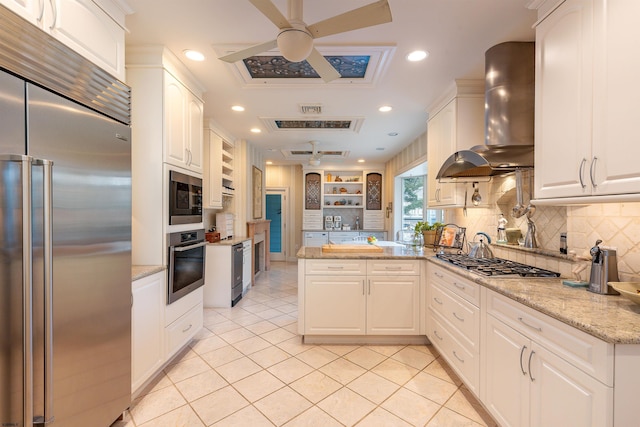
[308,141,322,166]
[219,0,392,82]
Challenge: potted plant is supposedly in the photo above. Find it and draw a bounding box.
[414,221,444,247]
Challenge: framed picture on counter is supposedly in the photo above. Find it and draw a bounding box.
[253,166,263,219]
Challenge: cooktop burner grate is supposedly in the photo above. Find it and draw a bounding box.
[436,253,560,277]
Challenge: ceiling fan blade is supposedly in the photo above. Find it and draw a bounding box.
[249,0,291,29]
[307,0,392,39]
[307,48,341,82]
[218,39,278,63]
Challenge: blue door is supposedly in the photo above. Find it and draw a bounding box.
[266,191,285,260]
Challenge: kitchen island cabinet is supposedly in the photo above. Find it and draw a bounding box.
[297,250,425,342]
[533,0,640,203]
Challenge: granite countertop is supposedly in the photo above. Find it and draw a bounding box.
[297,245,429,260]
[429,257,640,344]
[209,236,252,246]
[132,265,165,281]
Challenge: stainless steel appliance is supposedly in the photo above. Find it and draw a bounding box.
[436,254,560,277]
[0,71,131,426]
[167,229,207,304]
[169,170,203,225]
[232,243,244,306]
[588,240,620,295]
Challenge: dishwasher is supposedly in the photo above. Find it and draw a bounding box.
[231,243,243,306]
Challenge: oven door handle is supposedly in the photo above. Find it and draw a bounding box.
[173,241,207,252]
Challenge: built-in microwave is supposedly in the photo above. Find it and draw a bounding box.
[169,170,202,225]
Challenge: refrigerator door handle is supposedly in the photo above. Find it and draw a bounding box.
[21,155,35,427]
[35,159,55,424]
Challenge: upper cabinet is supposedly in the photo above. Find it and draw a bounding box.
[302,168,384,231]
[203,125,234,210]
[164,70,203,174]
[534,0,640,202]
[1,0,128,81]
[427,80,485,208]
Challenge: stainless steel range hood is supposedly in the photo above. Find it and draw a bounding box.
[436,42,535,180]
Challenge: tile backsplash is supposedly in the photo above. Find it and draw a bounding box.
[447,174,640,281]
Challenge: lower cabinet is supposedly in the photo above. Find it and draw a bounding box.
[481,289,613,427]
[302,259,421,335]
[131,271,165,394]
[131,270,203,396]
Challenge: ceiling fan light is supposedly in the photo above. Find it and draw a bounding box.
[277,28,313,62]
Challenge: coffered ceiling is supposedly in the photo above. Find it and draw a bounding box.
[124,0,536,167]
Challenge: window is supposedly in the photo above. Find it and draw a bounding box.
[401,175,443,231]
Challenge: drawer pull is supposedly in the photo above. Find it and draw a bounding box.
[433,297,443,305]
[452,351,465,363]
[327,266,345,269]
[182,323,193,333]
[453,282,466,290]
[384,266,403,270]
[433,330,443,341]
[518,317,542,332]
[528,350,536,382]
[519,345,528,375]
[453,312,464,322]
[434,272,444,278]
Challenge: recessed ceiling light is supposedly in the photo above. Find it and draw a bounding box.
[407,50,428,62]
[184,50,205,61]
[388,132,399,137]
[358,159,365,163]
[378,105,392,112]
[266,161,273,165]
[250,128,261,133]
[231,105,245,112]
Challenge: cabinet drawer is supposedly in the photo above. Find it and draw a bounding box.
[428,311,479,395]
[367,260,420,276]
[429,281,479,350]
[166,302,203,359]
[486,289,613,386]
[305,259,367,275]
[429,263,479,305]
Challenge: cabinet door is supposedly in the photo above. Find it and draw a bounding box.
[367,275,419,335]
[591,0,640,196]
[483,314,530,427]
[186,93,203,173]
[0,0,42,25]
[304,275,366,335]
[131,271,165,393]
[427,100,456,206]
[164,71,187,168]
[534,0,594,199]
[530,342,613,427]
[49,0,125,80]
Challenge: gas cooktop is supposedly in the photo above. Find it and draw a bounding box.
[436,253,560,278]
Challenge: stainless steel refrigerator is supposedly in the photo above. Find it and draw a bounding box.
[0,66,132,426]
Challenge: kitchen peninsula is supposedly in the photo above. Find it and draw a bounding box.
[297,246,640,426]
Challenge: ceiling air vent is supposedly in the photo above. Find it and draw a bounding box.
[299,104,322,115]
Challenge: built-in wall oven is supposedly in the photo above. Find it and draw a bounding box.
[168,229,207,304]
[169,170,202,225]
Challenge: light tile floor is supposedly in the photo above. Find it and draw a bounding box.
[114,262,498,427]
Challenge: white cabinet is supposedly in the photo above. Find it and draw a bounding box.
[1,0,127,80]
[164,70,203,174]
[482,289,613,427]
[131,270,165,394]
[534,0,640,202]
[427,80,485,208]
[203,128,223,209]
[426,263,481,395]
[203,240,251,307]
[242,240,251,292]
[301,259,421,336]
[164,287,203,361]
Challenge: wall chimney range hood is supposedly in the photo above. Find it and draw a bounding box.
[436,42,535,180]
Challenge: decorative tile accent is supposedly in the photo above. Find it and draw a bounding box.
[242,55,370,79]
